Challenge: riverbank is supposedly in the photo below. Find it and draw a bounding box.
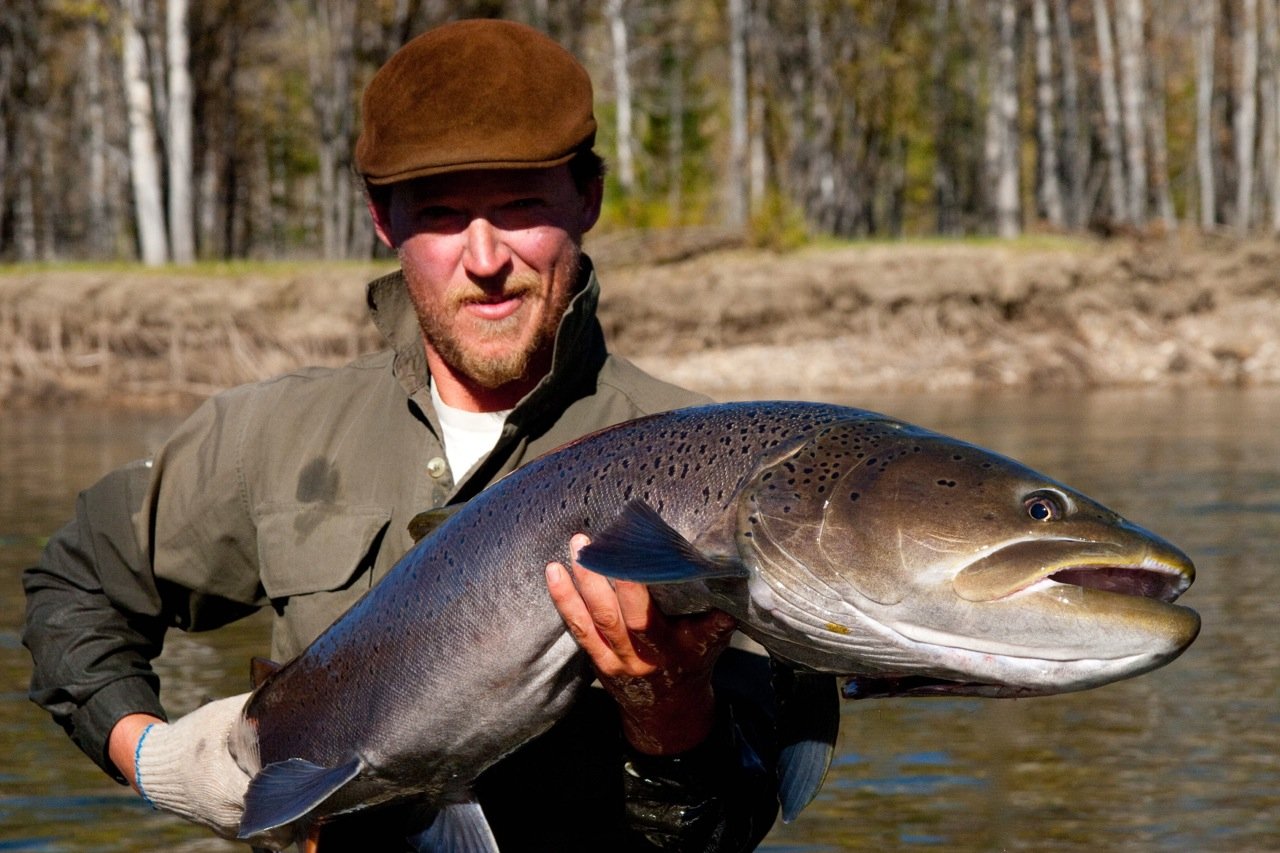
[2,231,1277,406]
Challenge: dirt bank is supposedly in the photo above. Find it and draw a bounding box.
[2,232,1277,406]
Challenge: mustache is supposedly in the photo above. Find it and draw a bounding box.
[447,271,542,311]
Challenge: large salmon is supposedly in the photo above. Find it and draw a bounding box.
[233,402,1198,850]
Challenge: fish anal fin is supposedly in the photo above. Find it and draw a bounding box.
[772,662,840,823]
[577,499,746,584]
[250,657,282,690]
[410,801,499,853]
[238,756,362,840]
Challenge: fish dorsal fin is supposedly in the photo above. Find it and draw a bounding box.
[772,661,840,823]
[238,756,363,840]
[408,504,464,543]
[576,499,747,583]
[250,657,281,690]
[410,801,499,853]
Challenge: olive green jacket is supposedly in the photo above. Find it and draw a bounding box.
[24,261,779,850]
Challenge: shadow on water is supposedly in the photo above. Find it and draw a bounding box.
[2,387,1277,851]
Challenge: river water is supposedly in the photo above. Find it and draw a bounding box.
[1,387,1276,851]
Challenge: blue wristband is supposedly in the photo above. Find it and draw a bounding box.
[134,723,157,809]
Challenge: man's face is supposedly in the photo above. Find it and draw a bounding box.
[375,165,602,395]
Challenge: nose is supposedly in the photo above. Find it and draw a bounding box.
[462,217,512,279]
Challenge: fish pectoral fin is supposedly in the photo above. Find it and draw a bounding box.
[577,499,747,583]
[408,503,465,542]
[238,756,363,839]
[772,661,840,823]
[410,801,499,853]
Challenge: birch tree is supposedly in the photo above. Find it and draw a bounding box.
[726,0,749,228]
[1032,0,1064,227]
[986,0,1020,237]
[1196,0,1217,228]
[1235,0,1259,234]
[1093,0,1128,223]
[605,0,636,197]
[167,0,195,262]
[121,0,169,265]
[1263,0,1280,232]
[1145,3,1174,227]
[304,0,357,260]
[85,14,110,256]
[1115,0,1147,223]
[1053,0,1086,227]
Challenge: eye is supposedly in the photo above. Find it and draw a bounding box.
[1024,493,1064,522]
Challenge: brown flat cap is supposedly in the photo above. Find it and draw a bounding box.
[355,19,596,185]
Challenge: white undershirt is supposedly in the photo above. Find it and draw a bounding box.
[430,380,511,479]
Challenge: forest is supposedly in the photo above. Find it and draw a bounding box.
[2,0,1280,265]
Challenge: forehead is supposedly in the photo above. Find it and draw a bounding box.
[391,165,577,206]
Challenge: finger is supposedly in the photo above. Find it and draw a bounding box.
[612,579,667,659]
[546,560,618,663]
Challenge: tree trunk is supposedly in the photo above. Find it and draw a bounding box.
[85,17,110,258]
[167,0,195,262]
[986,0,1020,238]
[1053,0,1086,227]
[121,0,170,265]
[1196,0,1217,228]
[1145,0,1174,228]
[1032,0,1064,227]
[306,0,357,260]
[931,0,958,234]
[726,0,749,229]
[665,28,686,219]
[605,0,636,197]
[1235,0,1259,235]
[1092,0,1128,223]
[1263,0,1280,232]
[748,0,768,214]
[804,0,839,234]
[1115,0,1147,223]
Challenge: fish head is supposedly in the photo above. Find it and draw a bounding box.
[733,416,1200,698]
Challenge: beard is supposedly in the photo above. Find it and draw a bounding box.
[407,247,581,391]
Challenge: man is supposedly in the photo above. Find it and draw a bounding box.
[23,18,778,852]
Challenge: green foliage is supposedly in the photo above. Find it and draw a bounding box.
[749,191,809,252]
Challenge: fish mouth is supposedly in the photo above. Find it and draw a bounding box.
[1044,565,1187,602]
[952,537,1194,603]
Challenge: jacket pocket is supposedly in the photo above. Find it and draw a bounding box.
[255,505,391,599]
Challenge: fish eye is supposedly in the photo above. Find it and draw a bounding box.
[1024,492,1064,522]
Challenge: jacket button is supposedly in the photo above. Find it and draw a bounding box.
[426,457,448,479]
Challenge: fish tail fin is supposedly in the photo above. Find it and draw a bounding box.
[410,801,500,853]
[238,756,362,840]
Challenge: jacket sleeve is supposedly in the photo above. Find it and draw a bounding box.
[23,459,171,780]
[22,394,264,782]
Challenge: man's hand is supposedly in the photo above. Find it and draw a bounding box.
[546,533,737,756]
[108,693,274,843]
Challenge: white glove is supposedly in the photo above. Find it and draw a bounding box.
[134,692,259,841]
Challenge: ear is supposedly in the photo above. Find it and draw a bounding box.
[580,176,604,234]
[366,189,396,249]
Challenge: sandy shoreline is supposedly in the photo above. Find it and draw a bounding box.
[2,233,1277,407]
